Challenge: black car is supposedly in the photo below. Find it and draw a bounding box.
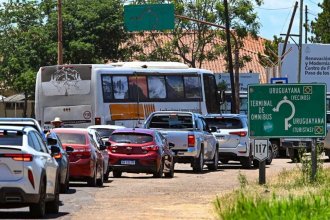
[46,131,72,193]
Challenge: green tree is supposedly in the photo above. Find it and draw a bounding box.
[132,0,262,69]
[258,35,284,67]
[310,0,330,43]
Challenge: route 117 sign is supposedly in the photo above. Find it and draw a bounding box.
[248,84,326,138]
[253,139,269,162]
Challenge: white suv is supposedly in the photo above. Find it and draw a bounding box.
[0,126,60,218]
[204,114,273,168]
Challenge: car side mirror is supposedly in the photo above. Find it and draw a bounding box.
[104,141,111,147]
[50,145,60,156]
[47,137,57,146]
[65,146,74,153]
[99,144,106,151]
[168,142,175,149]
[209,126,217,133]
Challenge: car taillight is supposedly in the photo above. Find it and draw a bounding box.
[142,145,159,151]
[54,152,62,159]
[188,134,195,147]
[28,169,35,189]
[95,117,101,125]
[229,131,247,137]
[3,153,33,162]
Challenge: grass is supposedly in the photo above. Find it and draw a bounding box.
[213,163,330,220]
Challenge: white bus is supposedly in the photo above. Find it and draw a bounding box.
[35,62,220,128]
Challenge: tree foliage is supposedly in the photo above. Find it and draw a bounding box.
[133,0,262,69]
[258,35,284,68]
[310,0,330,43]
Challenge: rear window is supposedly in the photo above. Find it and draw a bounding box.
[0,130,23,146]
[205,118,243,129]
[94,128,115,138]
[110,133,153,144]
[56,133,86,145]
[148,114,193,129]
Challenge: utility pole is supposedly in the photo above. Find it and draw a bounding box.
[224,0,238,113]
[298,0,303,83]
[281,2,298,59]
[57,0,63,65]
[305,5,308,44]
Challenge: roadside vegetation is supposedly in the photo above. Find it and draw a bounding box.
[214,149,330,220]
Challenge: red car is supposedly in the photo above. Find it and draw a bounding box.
[53,128,105,187]
[107,128,175,178]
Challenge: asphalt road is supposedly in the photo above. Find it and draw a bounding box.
[0,158,327,220]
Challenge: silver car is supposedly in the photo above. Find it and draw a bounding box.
[204,114,273,168]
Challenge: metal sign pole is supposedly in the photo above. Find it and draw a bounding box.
[311,138,317,181]
[259,160,266,185]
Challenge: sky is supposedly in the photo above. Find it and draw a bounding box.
[255,0,323,41]
[0,0,324,42]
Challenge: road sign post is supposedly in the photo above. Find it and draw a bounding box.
[253,139,269,184]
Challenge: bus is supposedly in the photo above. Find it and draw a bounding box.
[35,62,221,128]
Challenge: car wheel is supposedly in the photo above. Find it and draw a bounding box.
[164,160,175,178]
[60,173,69,193]
[113,170,122,178]
[46,176,60,214]
[253,159,259,168]
[87,167,97,187]
[30,178,46,218]
[192,148,204,173]
[153,160,164,178]
[104,168,110,182]
[207,147,218,171]
[266,146,273,165]
[96,165,104,187]
[240,156,253,169]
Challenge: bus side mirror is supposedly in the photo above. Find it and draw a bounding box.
[217,90,225,103]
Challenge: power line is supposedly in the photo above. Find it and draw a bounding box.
[306,0,319,6]
[255,6,293,10]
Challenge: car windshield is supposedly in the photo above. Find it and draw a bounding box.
[0,130,23,146]
[56,133,86,145]
[148,114,193,129]
[94,128,115,138]
[205,117,243,129]
[110,133,153,144]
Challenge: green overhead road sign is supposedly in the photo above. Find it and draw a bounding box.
[248,84,326,138]
[124,4,174,31]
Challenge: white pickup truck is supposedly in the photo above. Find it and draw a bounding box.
[143,111,219,173]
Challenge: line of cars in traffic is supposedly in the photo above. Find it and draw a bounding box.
[0,112,275,218]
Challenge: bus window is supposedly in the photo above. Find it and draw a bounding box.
[184,76,201,98]
[128,75,148,101]
[112,76,128,99]
[203,74,220,114]
[166,76,184,100]
[148,76,166,99]
[102,75,113,102]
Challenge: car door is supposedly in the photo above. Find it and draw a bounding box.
[200,117,216,160]
[29,131,58,195]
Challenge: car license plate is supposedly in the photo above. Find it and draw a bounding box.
[121,160,135,165]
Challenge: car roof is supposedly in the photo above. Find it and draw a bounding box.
[0,118,43,133]
[88,125,126,129]
[112,128,155,135]
[0,125,36,132]
[205,114,247,118]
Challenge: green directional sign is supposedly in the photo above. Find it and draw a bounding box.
[248,84,326,138]
[124,4,174,31]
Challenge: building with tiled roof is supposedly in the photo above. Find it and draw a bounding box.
[128,32,271,83]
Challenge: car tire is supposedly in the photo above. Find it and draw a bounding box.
[104,168,110,182]
[60,173,69,193]
[30,178,46,218]
[164,160,175,178]
[113,170,122,178]
[207,147,218,171]
[153,160,164,178]
[87,167,97,187]
[96,165,104,187]
[46,176,60,214]
[192,148,204,173]
[240,156,253,169]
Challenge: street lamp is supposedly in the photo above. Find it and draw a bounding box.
[175,14,240,113]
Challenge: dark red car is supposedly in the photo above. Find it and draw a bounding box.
[53,128,105,187]
[107,128,175,178]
